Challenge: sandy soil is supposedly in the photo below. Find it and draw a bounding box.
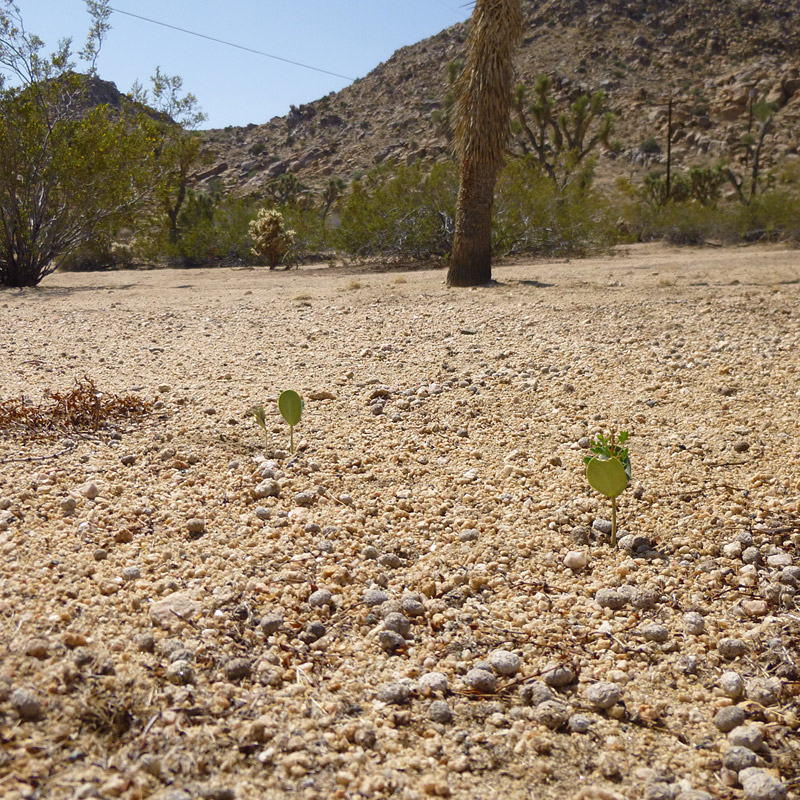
[1,243,799,800]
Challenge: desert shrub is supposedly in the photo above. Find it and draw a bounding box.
[640,137,662,155]
[249,207,295,268]
[334,160,458,260]
[494,156,619,256]
[624,188,800,245]
[139,191,256,266]
[57,236,135,272]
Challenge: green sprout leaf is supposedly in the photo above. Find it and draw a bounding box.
[253,405,267,432]
[278,390,304,454]
[586,456,629,498]
[583,430,632,548]
[278,390,303,426]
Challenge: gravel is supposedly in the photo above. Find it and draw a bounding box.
[2,248,799,800]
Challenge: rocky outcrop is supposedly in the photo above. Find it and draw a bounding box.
[195,0,800,198]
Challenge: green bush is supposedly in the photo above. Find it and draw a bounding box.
[139,191,256,266]
[623,188,800,245]
[334,160,458,260]
[494,156,620,256]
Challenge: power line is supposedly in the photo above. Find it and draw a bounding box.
[107,6,355,82]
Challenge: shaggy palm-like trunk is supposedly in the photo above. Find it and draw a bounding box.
[447,0,523,287]
[449,161,496,286]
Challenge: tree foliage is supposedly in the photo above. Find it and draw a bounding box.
[0,0,155,287]
[131,67,207,247]
[513,75,614,191]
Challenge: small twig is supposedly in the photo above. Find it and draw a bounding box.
[0,442,77,464]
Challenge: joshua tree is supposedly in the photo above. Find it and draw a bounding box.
[447,0,523,287]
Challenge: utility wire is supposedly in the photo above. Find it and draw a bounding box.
[107,6,355,82]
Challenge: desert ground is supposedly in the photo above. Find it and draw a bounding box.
[1,243,799,800]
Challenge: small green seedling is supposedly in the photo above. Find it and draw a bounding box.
[253,405,268,450]
[584,431,631,548]
[278,390,304,454]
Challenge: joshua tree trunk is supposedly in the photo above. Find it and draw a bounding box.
[447,0,523,287]
[449,160,496,286]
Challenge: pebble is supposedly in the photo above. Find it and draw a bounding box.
[641,623,670,643]
[593,518,613,535]
[186,518,206,538]
[720,671,745,699]
[254,507,271,520]
[746,677,781,706]
[10,688,43,720]
[378,630,406,652]
[79,481,100,500]
[739,768,787,800]
[717,637,747,658]
[308,589,333,608]
[401,594,425,617]
[418,672,448,695]
[595,588,626,610]
[363,588,389,607]
[766,552,792,568]
[122,566,141,581]
[632,586,661,609]
[520,681,555,706]
[224,658,252,682]
[303,621,326,642]
[428,700,453,724]
[149,592,198,630]
[384,612,411,636]
[378,553,402,569]
[254,479,280,499]
[259,614,283,635]
[585,681,622,709]
[714,705,746,732]
[568,714,591,733]
[534,700,569,729]
[362,545,379,560]
[464,668,497,694]
[722,745,757,771]
[728,725,764,751]
[488,649,520,676]
[564,550,588,571]
[136,633,155,653]
[459,528,479,542]
[742,599,768,617]
[165,660,194,685]
[60,496,77,514]
[542,664,575,688]
[377,682,411,705]
[742,547,762,565]
[683,611,705,635]
[571,526,590,545]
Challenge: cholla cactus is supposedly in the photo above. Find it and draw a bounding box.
[248,208,295,269]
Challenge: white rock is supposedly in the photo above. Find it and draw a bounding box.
[79,481,100,500]
[564,550,588,571]
[149,592,198,630]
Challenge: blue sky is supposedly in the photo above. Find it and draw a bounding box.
[10,1,471,129]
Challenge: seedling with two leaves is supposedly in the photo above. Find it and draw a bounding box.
[583,431,631,548]
[253,390,305,455]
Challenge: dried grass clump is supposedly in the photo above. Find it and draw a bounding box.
[0,376,151,435]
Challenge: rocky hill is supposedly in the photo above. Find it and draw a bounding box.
[196,0,800,197]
